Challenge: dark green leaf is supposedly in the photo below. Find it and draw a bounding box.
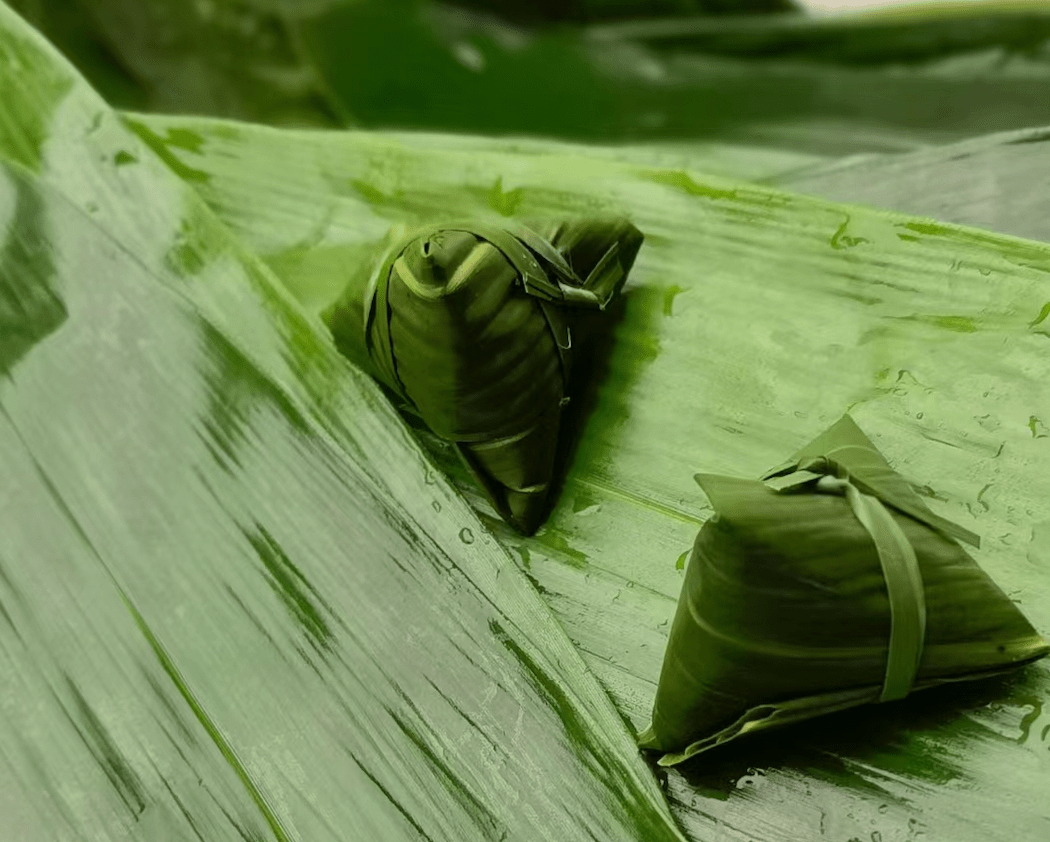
[7,0,342,126]
[592,1,1050,65]
[447,0,799,25]
[641,415,1047,764]
[15,0,1050,154]
[293,0,1050,151]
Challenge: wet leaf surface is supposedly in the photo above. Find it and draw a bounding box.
[0,5,688,840]
[136,111,1050,842]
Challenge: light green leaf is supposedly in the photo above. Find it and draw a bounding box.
[0,4,688,841]
[136,110,1050,842]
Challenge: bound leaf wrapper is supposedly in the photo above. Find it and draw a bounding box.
[326,217,643,534]
[640,415,1049,766]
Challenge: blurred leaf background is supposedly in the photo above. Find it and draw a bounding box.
[12,0,1050,151]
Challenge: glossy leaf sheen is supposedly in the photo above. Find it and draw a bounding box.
[137,114,1050,842]
[0,5,688,841]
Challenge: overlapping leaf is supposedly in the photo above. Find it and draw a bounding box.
[593,0,1050,65]
[295,0,1050,152]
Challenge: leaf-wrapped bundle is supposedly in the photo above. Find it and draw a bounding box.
[640,415,1049,766]
[329,218,643,534]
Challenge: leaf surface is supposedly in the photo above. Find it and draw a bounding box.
[135,110,1050,842]
[0,5,687,841]
[774,125,1050,244]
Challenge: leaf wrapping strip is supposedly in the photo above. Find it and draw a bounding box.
[813,474,927,702]
[762,461,932,702]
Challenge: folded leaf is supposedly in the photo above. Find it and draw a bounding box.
[640,416,1048,765]
[762,413,981,548]
[326,217,643,533]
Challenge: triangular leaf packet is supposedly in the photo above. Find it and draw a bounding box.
[327,216,644,534]
[640,414,1049,766]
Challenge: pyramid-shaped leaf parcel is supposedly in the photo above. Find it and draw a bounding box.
[640,415,1049,766]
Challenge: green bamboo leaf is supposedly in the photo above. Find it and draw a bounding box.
[135,112,1050,842]
[0,5,688,841]
[6,0,343,126]
[449,0,799,24]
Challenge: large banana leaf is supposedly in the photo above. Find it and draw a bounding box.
[132,114,1050,842]
[0,5,689,841]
